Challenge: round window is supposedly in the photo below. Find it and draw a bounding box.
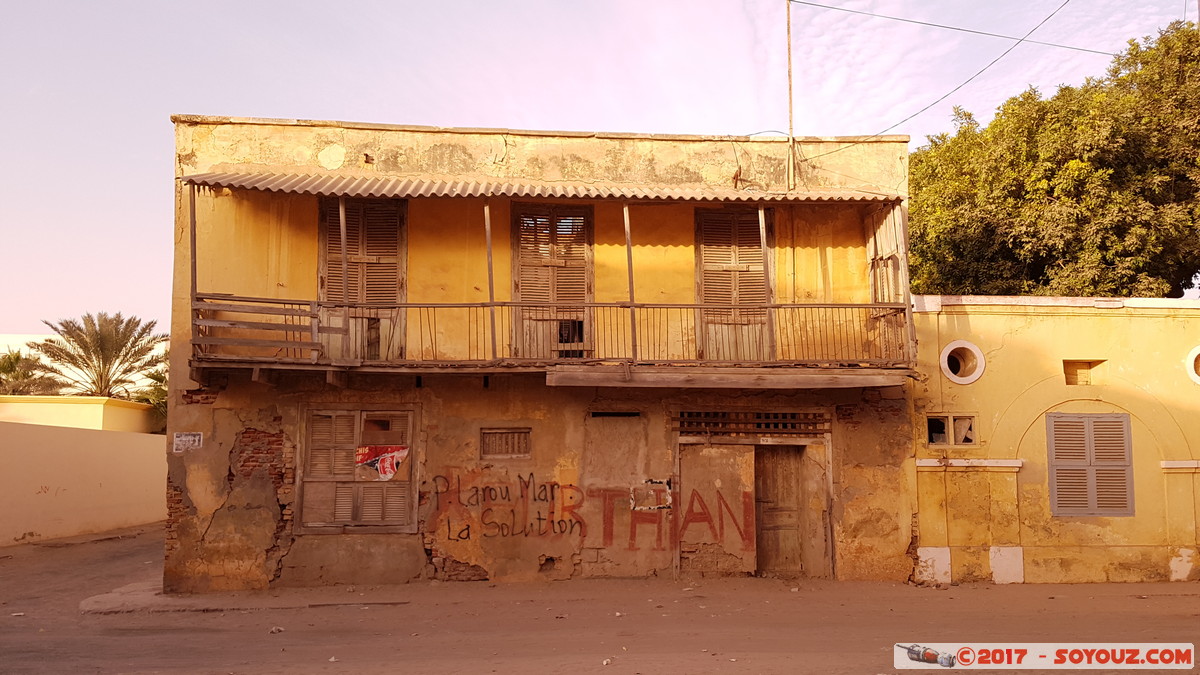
[940,340,985,385]
[1187,345,1200,385]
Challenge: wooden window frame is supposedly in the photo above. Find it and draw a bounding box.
[510,202,595,359]
[317,197,408,305]
[1047,412,1134,517]
[926,414,977,446]
[298,403,420,534]
[480,427,532,459]
[694,207,774,323]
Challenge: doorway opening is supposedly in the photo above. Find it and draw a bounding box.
[754,444,830,578]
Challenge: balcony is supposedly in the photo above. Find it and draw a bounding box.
[191,293,913,388]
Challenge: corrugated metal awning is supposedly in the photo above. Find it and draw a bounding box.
[179,172,900,203]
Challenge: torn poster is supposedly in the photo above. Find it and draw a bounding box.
[355,445,409,481]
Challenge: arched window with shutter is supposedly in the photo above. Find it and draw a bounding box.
[1047,412,1134,517]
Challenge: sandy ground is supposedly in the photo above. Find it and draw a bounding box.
[0,525,1197,674]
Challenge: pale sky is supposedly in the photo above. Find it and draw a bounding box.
[0,0,1188,333]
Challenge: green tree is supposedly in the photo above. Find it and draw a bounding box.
[133,363,169,433]
[910,22,1200,297]
[0,350,60,395]
[28,312,167,398]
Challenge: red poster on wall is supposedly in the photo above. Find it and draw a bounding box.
[355,445,409,481]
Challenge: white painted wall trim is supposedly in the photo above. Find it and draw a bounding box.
[1161,460,1200,473]
[989,546,1024,584]
[914,547,951,584]
[913,294,1200,311]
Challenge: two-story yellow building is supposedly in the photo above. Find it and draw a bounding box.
[166,115,1200,592]
[166,115,917,591]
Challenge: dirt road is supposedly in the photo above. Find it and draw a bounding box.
[1,525,1197,674]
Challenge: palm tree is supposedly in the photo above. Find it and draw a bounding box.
[0,349,60,395]
[28,313,167,398]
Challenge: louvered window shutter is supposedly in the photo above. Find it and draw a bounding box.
[303,410,415,530]
[321,199,404,304]
[361,202,403,304]
[1047,413,1133,516]
[698,210,768,321]
[514,204,592,305]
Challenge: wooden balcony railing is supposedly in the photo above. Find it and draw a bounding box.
[192,293,912,369]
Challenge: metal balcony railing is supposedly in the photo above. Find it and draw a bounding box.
[192,294,911,368]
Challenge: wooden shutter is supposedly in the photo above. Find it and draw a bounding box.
[306,412,357,478]
[1048,413,1133,516]
[321,199,404,304]
[697,210,768,321]
[514,204,592,305]
[303,409,416,530]
[481,428,532,458]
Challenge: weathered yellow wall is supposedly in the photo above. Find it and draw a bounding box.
[185,193,872,309]
[174,116,907,193]
[0,421,166,546]
[171,116,902,386]
[912,297,1200,583]
[0,396,157,433]
[163,373,914,591]
[195,189,319,299]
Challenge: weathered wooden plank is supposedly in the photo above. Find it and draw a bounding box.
[546,366,909,389]
[193,337,322,349]
[195,292,317,304]
[194,318,339,334]
[193,302,316,317]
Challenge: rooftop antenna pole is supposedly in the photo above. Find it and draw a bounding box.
[786,0,796,190]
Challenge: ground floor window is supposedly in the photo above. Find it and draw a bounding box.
[1047,412,1133,517]
[301,408,417,531]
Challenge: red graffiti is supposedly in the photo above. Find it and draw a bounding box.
[679,489,755,551]
[587,488,627,547]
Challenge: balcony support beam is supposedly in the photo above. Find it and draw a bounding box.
[893,202,919,365]
[484,200,498,361]
[338,197,350,356]
[758,204,777,360]
[188,184,198,301]
[623,203,638,362]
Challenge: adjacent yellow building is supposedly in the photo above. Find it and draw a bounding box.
[912,296,1200,583]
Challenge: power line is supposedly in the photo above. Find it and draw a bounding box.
[799,0,1074,163]
[788,0,1115,56]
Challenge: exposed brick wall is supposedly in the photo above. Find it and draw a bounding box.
[165,477,185,556]
[233,424,287,487]
[230,417,296,576]
[181,389,219,405]
[233,421,296,544]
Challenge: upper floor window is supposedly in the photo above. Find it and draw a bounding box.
[1047,412,1133,517]
[319,198,407,304]
[512,203,594,359]
[695,208,771,360]
[695,208,769,316]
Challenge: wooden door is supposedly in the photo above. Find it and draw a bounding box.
[754,445,804,575]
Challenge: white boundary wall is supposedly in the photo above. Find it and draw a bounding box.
[0,421,165,546]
